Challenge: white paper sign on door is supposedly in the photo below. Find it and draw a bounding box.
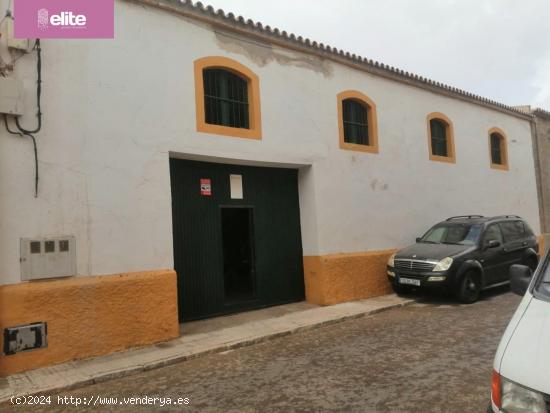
[230,174,243,199]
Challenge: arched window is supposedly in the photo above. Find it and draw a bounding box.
[427,113,455,163]
[342,99,369,145]
[203,69,249,129]
[488,128,509,170]
[430,119,448,156]
[337,91,379,153]
[194,57,261,139]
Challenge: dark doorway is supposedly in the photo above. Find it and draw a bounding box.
[170,158,305,321]
[221,207,255,302]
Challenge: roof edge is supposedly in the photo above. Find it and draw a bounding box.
[130,0,533,121]
[514,105,550,120]
[534,108,550,120]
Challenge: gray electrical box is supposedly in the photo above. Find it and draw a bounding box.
[20,236,76,281]
[3,322,48,355]
[0,77,24,116]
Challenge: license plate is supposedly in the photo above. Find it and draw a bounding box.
[399,277,421,286]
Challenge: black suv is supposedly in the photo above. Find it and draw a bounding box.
[387,215,539,303]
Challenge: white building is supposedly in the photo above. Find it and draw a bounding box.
[0,0,542,375]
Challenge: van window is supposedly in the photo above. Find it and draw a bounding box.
[499,221,525,241]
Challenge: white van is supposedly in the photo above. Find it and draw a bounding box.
[490,250,550,413]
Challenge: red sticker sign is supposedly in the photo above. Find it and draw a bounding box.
[200,179,211,196]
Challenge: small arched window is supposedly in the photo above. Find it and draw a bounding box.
[427,113,455,163]
[337,91,379,153]
[203,69,249,129]
[342,99,369,145]
[194,56,261,139]
[430,119,448,156]
[488,128,509,170]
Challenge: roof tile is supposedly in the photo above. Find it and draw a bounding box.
[143,0,536,119]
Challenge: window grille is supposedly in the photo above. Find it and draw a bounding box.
[430,119,448,157]
[203,69,249,129]
[342,99,369,145]
[490,133,503,165]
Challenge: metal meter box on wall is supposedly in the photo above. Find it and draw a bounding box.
[3,322,48,355]
[20,236,76,280]
[0,17,31,52]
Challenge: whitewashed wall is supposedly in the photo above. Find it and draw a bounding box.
[0,0,540,285]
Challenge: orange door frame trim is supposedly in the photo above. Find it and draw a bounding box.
[426,112,456,163]
[337,90,379,153]
[194,56,262,140]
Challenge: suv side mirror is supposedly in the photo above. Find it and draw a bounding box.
[486,240,501,249]
[510,264,533,296]
[416,237,421,243]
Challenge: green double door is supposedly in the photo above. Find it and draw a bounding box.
[170,159,305,321]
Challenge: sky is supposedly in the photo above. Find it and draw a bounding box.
[202,0,550,111]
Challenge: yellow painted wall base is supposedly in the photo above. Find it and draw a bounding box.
[304,249,396,306]
[305,235,547,306]
[0,270,179,376]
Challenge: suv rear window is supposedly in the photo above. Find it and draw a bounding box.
[499,221,526,241]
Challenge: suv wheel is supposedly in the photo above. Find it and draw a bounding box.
[456,271,480,303]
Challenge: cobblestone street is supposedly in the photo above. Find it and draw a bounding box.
[4,288,519,413]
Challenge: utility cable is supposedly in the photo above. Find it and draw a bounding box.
[4,115,39,198]
[7,38,42,197]
[15,40,42,134]
[1,34,42,197]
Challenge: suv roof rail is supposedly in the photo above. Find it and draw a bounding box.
[446,215,485,221]
[491,215,522,220]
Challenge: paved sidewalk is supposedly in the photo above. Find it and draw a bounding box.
[0,294,413,404]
